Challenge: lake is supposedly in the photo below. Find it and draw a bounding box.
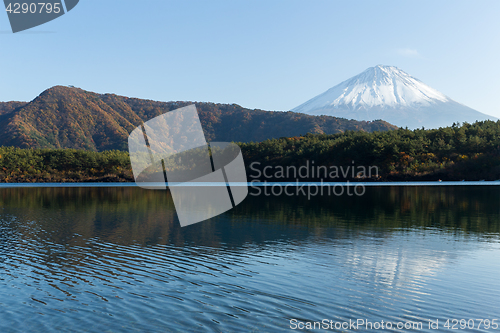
[0,185,499,332]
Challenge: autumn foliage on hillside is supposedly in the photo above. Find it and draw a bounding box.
[0,86,396,152]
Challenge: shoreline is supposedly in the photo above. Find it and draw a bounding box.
[0,181,499,188]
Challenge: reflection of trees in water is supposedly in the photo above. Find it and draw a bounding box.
[229,186,500,235]
[0,186,498,252]
[0,188,178,248]
[0,186,497,284]
[0,188,232,282]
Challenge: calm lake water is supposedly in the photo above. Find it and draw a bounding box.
[0,186,499,332]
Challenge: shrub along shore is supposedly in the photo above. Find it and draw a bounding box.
[0,120,499,183]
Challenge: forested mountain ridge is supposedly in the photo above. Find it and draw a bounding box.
[0,101,27,115]
[0,120,498,183]
[0,86,397,151]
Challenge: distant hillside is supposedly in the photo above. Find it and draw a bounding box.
[0,86,397,151]
[0,101,27,115]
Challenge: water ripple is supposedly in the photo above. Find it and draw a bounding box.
[0,187,499,332]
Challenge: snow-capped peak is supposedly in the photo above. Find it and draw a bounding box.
[291,65,497,129]
[294,65,449,112]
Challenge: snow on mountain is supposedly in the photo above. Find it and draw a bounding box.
[291,65,498,129]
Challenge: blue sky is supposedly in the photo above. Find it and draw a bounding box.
[1,0,500,118]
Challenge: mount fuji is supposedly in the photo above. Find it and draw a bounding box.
[291,65,497,129]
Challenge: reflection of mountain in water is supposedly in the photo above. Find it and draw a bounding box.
[1,186,499,331]
[344,233,455,289]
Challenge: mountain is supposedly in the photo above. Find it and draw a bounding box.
[0,101,26,115]
[0,86,397,151]
[292,65,498,129]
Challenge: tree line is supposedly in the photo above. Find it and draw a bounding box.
[0,120,499,182]
[240,120,500,181]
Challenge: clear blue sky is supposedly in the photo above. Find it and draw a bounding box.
[1,0,499,118]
